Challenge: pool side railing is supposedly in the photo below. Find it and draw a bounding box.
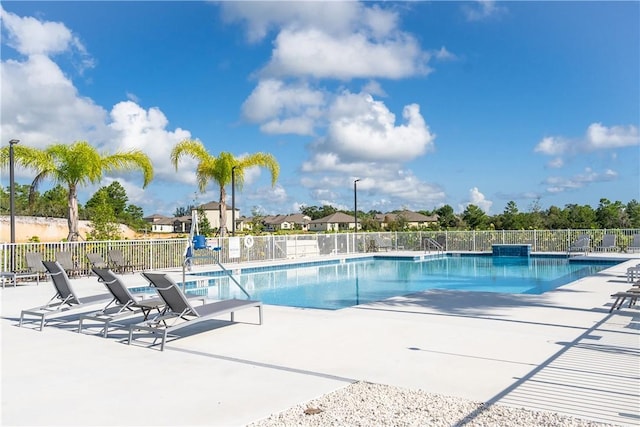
[1,228,639,275]
[182,252,251,299]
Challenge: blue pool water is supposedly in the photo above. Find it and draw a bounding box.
[187,255,617,310]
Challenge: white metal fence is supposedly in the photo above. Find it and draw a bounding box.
[1,229,638,274]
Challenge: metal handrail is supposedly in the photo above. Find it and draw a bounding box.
[422,237,444,254]
[182,252,251,299]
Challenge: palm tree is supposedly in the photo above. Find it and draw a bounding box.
[171,139,279,236]
[0,141,153,241]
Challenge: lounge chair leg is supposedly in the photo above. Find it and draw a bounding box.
[128,327,133,345]
[78,318,84,334]
[259,305,263,325]
[160,331,167,351]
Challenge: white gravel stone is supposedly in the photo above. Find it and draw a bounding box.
[248,381,616,427]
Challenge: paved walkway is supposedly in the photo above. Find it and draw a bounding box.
[2,253,639,426]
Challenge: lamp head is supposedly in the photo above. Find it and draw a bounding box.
[9,139,20,145]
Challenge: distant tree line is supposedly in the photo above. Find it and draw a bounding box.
[300,198,640,231]
[3,180,639,237]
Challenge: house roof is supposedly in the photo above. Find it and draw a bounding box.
[376,211,438,222]
[173,215,192,224]
[263,214,311,225]
[310,212,356,224]
[154,217,177,225]
[197,201,239,211]
[144,213,170,221]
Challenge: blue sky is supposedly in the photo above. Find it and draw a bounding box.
[1,1,638,218]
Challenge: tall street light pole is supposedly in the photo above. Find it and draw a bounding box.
[354,178,360,233]
[231,166,236,236]
[9,139,20,271]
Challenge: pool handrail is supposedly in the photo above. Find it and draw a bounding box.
[182,254,251,299]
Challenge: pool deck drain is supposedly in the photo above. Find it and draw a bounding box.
[2,252,639,426]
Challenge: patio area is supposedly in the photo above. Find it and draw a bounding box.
[2,252,639,426]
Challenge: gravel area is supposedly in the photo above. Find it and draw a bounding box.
[248,381,616,427]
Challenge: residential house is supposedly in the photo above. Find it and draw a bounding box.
[196,201,240,232]
[263,214,311,232]
[375,211,438,229]
[309,212,360,232]
[143,214,176,233]
[172,215,192,233]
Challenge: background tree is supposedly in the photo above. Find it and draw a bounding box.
[1,141,153,241]
[85,181,146,230]
[596,198,629,229]
[174,205,195,217]
[360,215,381,231]
[0,183,32,215]
[123,204,146,229]
[385,213,408,231]
[86,191,122,240]
[171,139,279,236]
[103,181,128,218]
[300,204,338,220]
[462,204,489,230]
[544,205,569,229]
[627,199,640,228]
[565,204,597,229]
[196,207,214,236]
[37,185,68,218]
[250,206,265,233]
[499,201,522,230]
[436,205,460,229]
[524,199,545,230]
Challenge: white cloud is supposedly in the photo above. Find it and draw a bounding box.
[362,80,387,97]
[585,123,639,150]
[220,2,397,43]
[324,92,435,163]
[241,79,324,135]
[547,157,564,169]
[230,2,445,213]
[462,187,493,213]
[463,1,507,22]
[262,28,429,80]
[2,7,76,56]
[432,46,457,61]
[534,136,568,156]
[544,168,618,194]
[1,54,109,154]
[300,163,446,212]
[242,184,288,213]
[224,1,430,81]
[1,9,192,190]
[108,101,192,182]
[535,123,639,157]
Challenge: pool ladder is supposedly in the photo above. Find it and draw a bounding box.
[422,237,444,255]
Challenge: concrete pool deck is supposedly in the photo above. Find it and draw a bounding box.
[2,252,639,426]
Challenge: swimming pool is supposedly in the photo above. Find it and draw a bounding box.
[185,255,618,310]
